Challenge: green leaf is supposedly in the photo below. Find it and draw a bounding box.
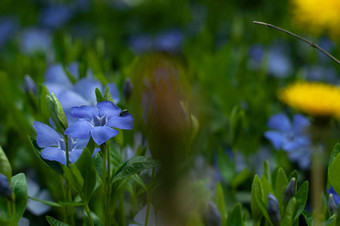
[46,216,70,226]
[226,203,245,226]
[111,156,160,185]
[11,173,27,222]
[103,86,114,103]
[231,168,250,189]
[282,197,296,225]
[216,182,226,225]
[75,148,96,202]
[58,201,86,207]
[29,137,64,175]
[37,85,50,119]
[275,168,288,214]
[95,88,104,103]
[0,145,11,180]
[329,151,340,196]
[251,175,263,224]
[294,181,309,221]
[28,196,62,207]
[46,94,68,133]
[329,143,340,175]
[217,148,234,182]
[302,210,313,226]
[256,193,272,225]
[263,160,272,187]
[63,165,84,194]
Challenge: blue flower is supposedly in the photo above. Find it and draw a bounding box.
[33,121,94,165]
[264,113,311,169]
[19,28,52,55]
[0,173,11,200]
[40,3,75,29]
[65,101,133,145]
[44,63,120,123]
[129,29,183,54]
[0,16,18,48]
[328,187,340,207]
[267,44,292,78]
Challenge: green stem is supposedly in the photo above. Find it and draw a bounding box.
[64,135,75,225]
[101,144,109,226]
[85,204,94,226]
[145,168,155,226]
[106,142,112,226]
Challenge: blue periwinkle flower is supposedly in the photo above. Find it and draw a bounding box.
[40,4,75,29]
[328,187,340,207]
[264,113,311,169]
[0,173,12,200]
[33,121,92,165]
[20,28,52,55]
[0,16,18,48]
[267,45,292,78]
[65,101,133,145]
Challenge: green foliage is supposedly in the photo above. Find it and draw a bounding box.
[329,144,340,196]
[0,145,11,180]
[46,93,68,133]
[46,216,70,226]
[11,173,27,222]
[226,203,245,226]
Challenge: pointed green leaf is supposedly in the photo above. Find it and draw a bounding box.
[111,156,160,184]
[28,196,62,207]
[75,148,96,202]
[276,168,288,214]
[302,210,313,226]
[103,86,114,103]
[11,173,27,222]
[294,181,309,221]
[0,145,11,180]
[216,182,226,225]
[226,203,245,226]
[329,152,340,196]
[251,175,263,224]
[282,197,296,225]
[46,216,70,226]
[63,165,84,194]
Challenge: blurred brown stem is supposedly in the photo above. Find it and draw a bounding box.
[253,21,340,66]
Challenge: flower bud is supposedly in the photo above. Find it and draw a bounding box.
[283,177,296,206]
[329,193,337,215]
[24,74,37,95]
[123,78,133,101]
[0,173,12,200]
[267,193,281,226]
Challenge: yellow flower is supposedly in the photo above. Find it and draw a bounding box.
[291,0,340,37]
[278,82,340,117]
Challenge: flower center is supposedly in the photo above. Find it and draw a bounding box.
[93,115,108,126]
[58,138,66,151]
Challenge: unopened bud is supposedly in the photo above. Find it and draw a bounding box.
[0,173,12,200]
[123,78,133,101]
[267,193,281,226]
[329,194,337,215]
[283,178,296,206]
[24,74,37,95]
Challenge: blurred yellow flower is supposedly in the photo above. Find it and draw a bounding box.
[279,82,340,117]
[292,0,340,36]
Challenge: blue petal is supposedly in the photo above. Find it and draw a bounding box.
[44,64,72,88]
[69,149,84,163]
[33,122,61,148]
[107,113,133,130]
[283,136,310,151]
[74,78,102,106]
[91,126,118,145]
[71,138,89,149]
[293,114,310,134]
[97,101,121,117]
[264,131,284,150]
[267,113,292,132]
[65,120,92,139]
[41,147,66,165]
[58,90,89,109]
[70,106,98,120]
[107,83,120,104]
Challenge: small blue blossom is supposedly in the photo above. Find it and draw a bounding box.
[247,44,264,70]
[65,101,133,145]
[0,173,12,200]
[19,28,52,56]
[129,29,183,54]
[328,187,340,207]
[33,121,95,165]
[264,113,311,169]
[301,65,338,84]
[267,45,292,78]
[0,16,18,48]
[40,3,75,29]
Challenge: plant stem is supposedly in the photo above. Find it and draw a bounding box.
[85,204,95,226]
[145,168,155,226]
[64,135,75,225]
[252,21,340,66]
[106,141,112,226]
[100,143,110,226]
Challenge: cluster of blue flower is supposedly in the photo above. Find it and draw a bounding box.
[33,64,133,165]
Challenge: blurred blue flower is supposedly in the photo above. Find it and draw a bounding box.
[264,113,311,169]
[65,101,133,145]
[0,173,12,200]
[19,28,52,55]
[248,44,264,70]
[0,16,18,48]
[328,187,340,207]
[26,178,52,215]
[267,45,292,78]
[301,65,338,84]
[129,29,183,54]
[33,121,95,165]
[44,63,120,123]
[24,74,37,95]
[40,3,75,29]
